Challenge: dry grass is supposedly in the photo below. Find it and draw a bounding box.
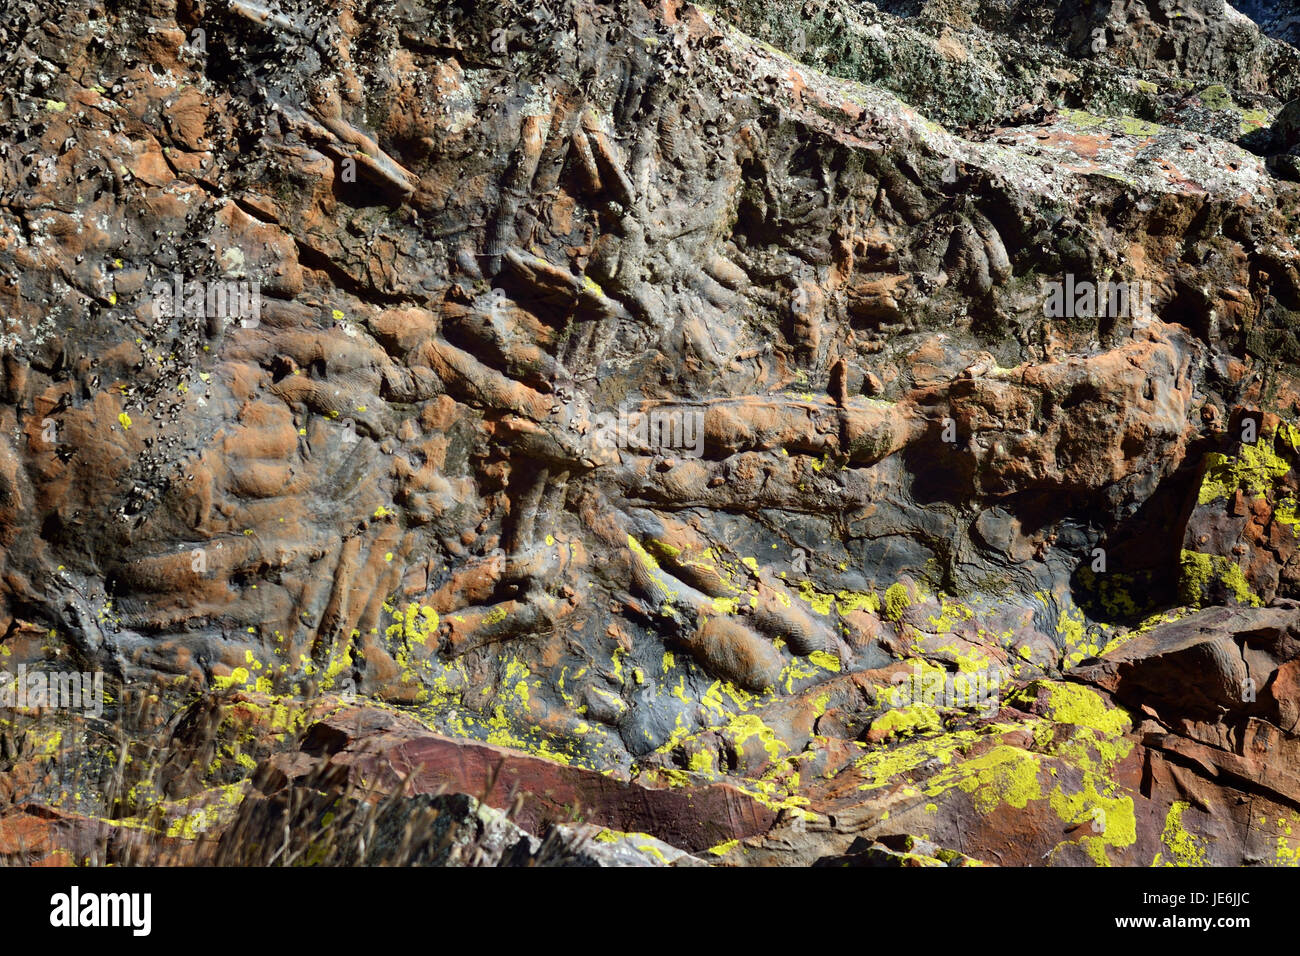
[0,681,594,866]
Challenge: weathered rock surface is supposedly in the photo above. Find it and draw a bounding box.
[3,0,1300,865]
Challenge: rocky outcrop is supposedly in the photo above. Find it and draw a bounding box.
[2,0,1300,865]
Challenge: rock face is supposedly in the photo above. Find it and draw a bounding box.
[3,0,1300,866]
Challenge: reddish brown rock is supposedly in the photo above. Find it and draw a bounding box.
[256,706,778,853]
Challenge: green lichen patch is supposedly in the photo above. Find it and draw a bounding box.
[1048,781,1137,866]
[1152,801,1209,867]
[883,582,912,622]
[852,723,1020,792]
[1059,108,1162,138]
[1179,550,1262,608]
[1198,438,1293,505]
[923,744,1044,814]
[867,703,942,741]
[1017,681,1132,740]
